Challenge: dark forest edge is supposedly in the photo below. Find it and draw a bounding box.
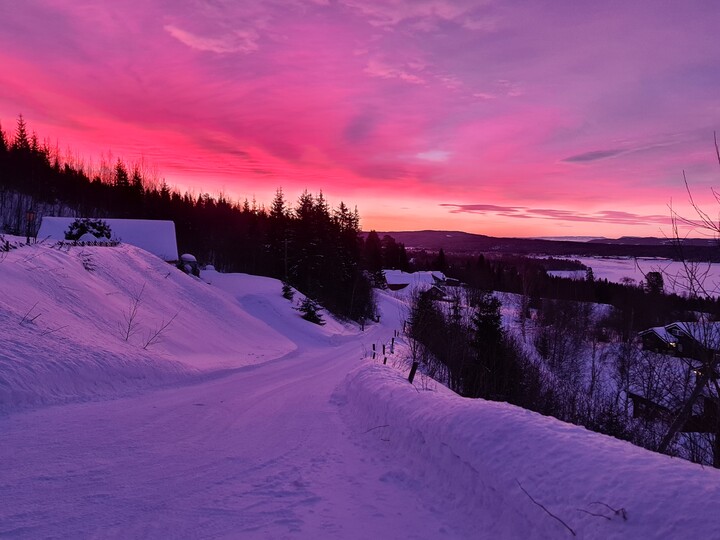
[0,115,390,322]
[1,114,716,329]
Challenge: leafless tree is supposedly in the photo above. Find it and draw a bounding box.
[657,133,720,462]
[119,283,145,342]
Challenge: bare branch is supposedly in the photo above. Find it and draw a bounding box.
[362,424,390,434]
[119,284,145,342]
[577,509,611,521]
[141,311,178,349]
[19,302,40,325]
[516,480,576,536]
[590,501,628,521]
[40,325,68,337]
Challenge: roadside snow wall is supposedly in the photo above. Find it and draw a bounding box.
[337,363,720,540]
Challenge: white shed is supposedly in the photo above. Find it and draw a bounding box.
[38,217,179,261]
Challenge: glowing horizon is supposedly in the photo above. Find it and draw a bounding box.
[1,1,719,238]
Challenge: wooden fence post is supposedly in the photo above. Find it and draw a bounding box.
[408,362,419,384]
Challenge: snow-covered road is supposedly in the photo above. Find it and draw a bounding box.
[5,246,720,540]
[0,324,475,539]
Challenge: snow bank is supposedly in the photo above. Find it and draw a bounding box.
[205,268,360,347]
[0,243,295,413]
[336,362,720,539]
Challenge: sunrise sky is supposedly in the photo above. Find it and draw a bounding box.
[1,1,719,237]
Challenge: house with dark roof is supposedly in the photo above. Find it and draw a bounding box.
[639,321,720,360]
[633,321,720,432]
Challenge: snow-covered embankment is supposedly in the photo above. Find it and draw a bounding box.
[337,362,720,539]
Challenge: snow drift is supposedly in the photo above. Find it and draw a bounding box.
[0,242,295,413]
[336,362,720,539]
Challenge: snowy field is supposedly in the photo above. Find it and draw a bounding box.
[549,256,720,295]
[2,243,720,538]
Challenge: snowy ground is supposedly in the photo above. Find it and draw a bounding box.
[2,243,720,538]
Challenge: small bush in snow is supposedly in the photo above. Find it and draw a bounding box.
[282,281,294,301]
[65,218,112,241]
[297,297,325,325]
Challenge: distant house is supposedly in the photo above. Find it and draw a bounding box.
[638,326,677,354]
[38,217,179,261]
[639,321,720,360]
[425,285,447,301]
[383,270,448,291]
[634,321,720,431]
[628,389,720,433]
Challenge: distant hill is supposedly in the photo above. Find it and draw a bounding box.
[369,230,720,261]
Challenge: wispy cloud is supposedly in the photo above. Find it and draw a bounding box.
[164,25,258,54]
[416,150,450,162]
[364,59,425,84]
[563,149,625,163]
[440,204,672,226]
[341,0,495,31]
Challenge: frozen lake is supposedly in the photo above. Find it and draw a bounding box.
[549,256,720,297]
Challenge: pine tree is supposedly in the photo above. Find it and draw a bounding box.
[433,248,448,273]
[270,187,287,220]
[0,121,7,154]
[282,280,294,301]
[12,114,30,152]
[115,159,130,188]
[297,297,325,325]
[364,230,383,272]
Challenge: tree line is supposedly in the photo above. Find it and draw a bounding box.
[409,250,720,338]
[0,114,399,322]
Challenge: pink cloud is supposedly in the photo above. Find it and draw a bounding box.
[1,1,719,237]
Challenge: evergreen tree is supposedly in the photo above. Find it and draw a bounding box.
[65,218,112,240]
[12,114,30,152]
[297,296,325,325]
[115,159,130,188]
[433,248,448,273]
[0,121,7,154]
[364,230,383,272]
[282,280,294,301]
[468,291,508,398]
[270,187,287,220]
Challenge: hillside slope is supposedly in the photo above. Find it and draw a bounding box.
[0,242,296,412]
[1,244,719,538]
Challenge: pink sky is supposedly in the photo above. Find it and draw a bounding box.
[1,0,719,237]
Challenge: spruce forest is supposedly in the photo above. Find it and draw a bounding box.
[0,115,405,323]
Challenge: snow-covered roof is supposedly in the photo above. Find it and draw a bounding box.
[639,326,675,344]
[640,321,720,351]
[38,217,179,261]
[384,270,445,287]
[667,321,720,350]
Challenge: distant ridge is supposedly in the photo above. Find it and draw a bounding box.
[366,230,720,261]
[533,236,606,243]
